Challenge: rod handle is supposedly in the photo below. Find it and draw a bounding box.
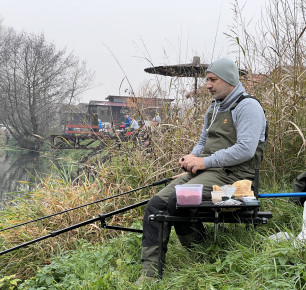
[172,172,188,179]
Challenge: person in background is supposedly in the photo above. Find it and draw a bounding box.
[129,116,139,132]
[152,112,161,125]
[98,119,103,132]
[5,129,10,144]
[137,58,267,283]
[123,114,131,129]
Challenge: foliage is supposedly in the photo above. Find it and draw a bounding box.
[0,275,21,290]
[226,0,305,185]
[0,26,93,150]
[0,0,305,288]
[0,148,161,280]
[15,199,306,289]
[19,236,142,289]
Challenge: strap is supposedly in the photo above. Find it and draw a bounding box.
[230,94,260,110]
[231,94,268,140]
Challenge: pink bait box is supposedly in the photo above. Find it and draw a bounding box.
[175,184,203,205]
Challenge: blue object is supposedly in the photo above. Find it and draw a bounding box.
[258,192,306,198]
[124,117,131,128]
[98,120,103,130]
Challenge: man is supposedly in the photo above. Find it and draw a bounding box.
[98,119,103,132]
[152,112,161,125]
[5,129,10,144]
[123,114,131,129]
[129,116,139,132]
[139,58,267,281]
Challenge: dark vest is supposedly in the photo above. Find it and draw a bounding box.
[200,96,266,178]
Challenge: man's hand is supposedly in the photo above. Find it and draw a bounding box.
[179,154,206,174]
[179,154,195,168]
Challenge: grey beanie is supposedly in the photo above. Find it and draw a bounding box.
[207,58,239,86]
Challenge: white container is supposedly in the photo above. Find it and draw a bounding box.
[241,196,257,202]
[220,185,236,198]
[175,184,203,205]
[211,191,226,204]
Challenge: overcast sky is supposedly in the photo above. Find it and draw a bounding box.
[0,0,268,102]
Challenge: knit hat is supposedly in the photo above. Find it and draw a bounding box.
[206,58,239,86]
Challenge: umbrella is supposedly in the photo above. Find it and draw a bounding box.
[144,56,248,96]
[144,56,208,95]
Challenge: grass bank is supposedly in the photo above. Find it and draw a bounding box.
[13,198,306,289]
[0,136,305,289]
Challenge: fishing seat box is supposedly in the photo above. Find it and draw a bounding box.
[148,170,272,279]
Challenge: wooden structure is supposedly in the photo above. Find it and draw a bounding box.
[52,95,174,150]
[87,95,131,128]
[50,124,104,150]
[64,124,99,135]
[87,95,174,128]
[50,134,107,150]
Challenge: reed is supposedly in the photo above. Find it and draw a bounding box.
[0,0,305,287]
[0,153,158,279]
[226,0,305,186]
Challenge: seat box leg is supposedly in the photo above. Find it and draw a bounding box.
[157,218,164,279]
[214,211,219,241]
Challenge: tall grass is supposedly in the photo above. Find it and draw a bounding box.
[226,0,305,185]
[0,0,305,288]
[0,146,166,280]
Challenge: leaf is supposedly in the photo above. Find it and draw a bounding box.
[277,255,288,266]
[46,276,54,286]
[214,258,223,273]
[287,121,306,156]
[235,36,246,56]
[10,278,21,286]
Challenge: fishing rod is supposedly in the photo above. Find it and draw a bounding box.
[0,172,187,232]
[0,199,149,256]
[1,188,304,255]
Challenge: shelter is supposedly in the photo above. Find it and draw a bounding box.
[144,56,209,95]
[87,95,174,127]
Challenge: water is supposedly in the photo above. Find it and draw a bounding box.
[0,149,51,209]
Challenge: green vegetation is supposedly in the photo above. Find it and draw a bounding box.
[0,133,305,289]
[0,0,305,288]
[7,199,306,289]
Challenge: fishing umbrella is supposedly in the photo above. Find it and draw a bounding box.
[144,56,208,95]
[144,56,248,96]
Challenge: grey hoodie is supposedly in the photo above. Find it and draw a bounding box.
[191,82,266,169]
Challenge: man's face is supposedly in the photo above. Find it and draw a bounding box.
[205,72,234,100]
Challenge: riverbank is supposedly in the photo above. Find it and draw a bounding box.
[0,133,94,209]
[0,80,305,288]
[18,200,306,289]
[2,168,305,289]
[0,133,304,288]
[0,140,153,273]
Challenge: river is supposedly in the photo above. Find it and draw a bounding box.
[0,149,52,210]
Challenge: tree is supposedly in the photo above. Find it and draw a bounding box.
[0,26,93,150]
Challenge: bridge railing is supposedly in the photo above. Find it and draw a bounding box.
[65,124,99,135]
